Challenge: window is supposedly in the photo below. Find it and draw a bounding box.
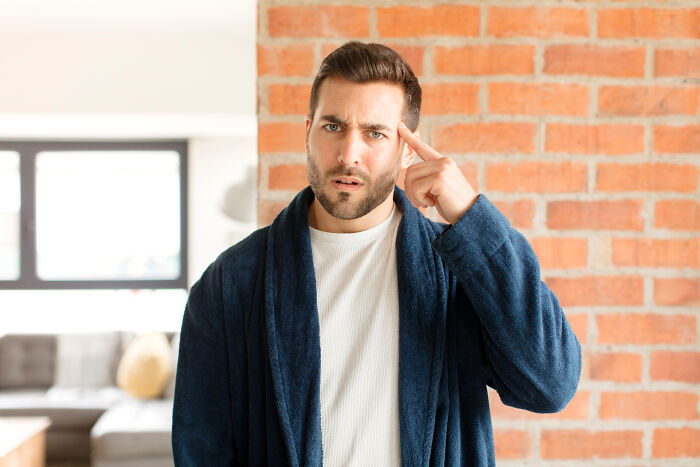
[0,141,187,289]
[0,151,20,280]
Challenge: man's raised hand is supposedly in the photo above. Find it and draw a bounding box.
[398,121,478,225]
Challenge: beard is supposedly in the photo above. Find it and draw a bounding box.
[307,154,399,220]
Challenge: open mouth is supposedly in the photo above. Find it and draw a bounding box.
[332,177,363,191]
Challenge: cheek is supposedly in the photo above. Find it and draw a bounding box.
[375,143,403,169]
[309,134,336,160]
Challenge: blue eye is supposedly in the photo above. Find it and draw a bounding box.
[369,131,384,139]
[325,123,341,132]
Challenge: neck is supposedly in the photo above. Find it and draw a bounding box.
[308,190,395,233]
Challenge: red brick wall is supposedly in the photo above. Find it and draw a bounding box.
[258,2,700,463]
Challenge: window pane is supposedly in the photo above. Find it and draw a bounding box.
[35,151,181,280]
[0,152,20,280]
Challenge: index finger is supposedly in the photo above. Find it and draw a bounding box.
[398,121,444,161]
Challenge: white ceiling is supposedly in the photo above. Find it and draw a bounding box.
[0,0,254,33]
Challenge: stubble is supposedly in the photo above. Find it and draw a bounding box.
[307,156,398,220]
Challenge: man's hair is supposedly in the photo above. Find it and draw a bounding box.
[309,41,422,131]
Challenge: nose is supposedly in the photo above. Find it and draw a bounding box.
[337,130,362,166]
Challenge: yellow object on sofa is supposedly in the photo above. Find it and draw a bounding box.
[116,332,173,399]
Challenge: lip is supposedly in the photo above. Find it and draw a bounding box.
[332,176,363,191]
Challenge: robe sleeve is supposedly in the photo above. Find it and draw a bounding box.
[172,260,237,465]
[432,194,582,413]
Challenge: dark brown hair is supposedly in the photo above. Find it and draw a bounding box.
[309,41,422,131]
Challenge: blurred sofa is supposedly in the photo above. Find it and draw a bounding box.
[0,331,178,467]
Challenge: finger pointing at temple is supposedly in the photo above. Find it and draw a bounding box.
[398,121,443,161]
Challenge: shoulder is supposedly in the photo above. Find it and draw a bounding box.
[190,226,270,296]
[216,226,270,271]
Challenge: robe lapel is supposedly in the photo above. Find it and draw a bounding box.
[394,188,448,467]
[264,187,323,467]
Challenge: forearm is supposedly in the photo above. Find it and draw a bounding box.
[433,194,581,412]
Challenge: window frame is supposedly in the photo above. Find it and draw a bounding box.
[0,140,188,290]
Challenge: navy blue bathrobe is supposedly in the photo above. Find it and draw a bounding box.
[172,186,581,466]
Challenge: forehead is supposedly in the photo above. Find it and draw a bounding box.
[315,76,404,123]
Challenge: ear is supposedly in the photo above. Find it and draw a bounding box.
[304,115,312,152]
[399,129,418,169]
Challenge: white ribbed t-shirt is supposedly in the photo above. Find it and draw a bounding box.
[308,205,402,467]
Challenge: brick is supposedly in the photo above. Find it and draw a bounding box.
[435,45,534,76]
[598,86,699,116]
[258,199,289,226]
[458,162,478,192]
[541,429,643,459]
[653,428,700,457]
[612,238,699,268]
[268,163,308,191]
[597,313,696,345]
[598,163,698,193]
[655,48,700,78]
[655,200,700,231]
[567,313,588,345]
[546,200,644,231]
[544,45,645,77]
[387,44,425,76]
[321,43,340,59]
[486,161,587,193]
[600,391,699,420]
[258,44,315,77]
[258,122,306,153]
[494,429,531,460]
[268,5,369,38]
[432,123,535,154]
[489,82,588,116]
[654,277,700,306]
[377,5,479,37]
[546,123,644,155]
[651,352,700,383]
[531,237,588,269]
[589,352,642,382]
[421,83,480,115]
[487,7,589,38]
[654,124,700,154]
[489,389,589,420]
[546,276,643,307]
[268,84,311,116]
[598,8,700,39]
[492,200,535,229]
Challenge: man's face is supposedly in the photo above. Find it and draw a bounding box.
[305,76,412,220]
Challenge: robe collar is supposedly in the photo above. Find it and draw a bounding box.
[264,186,447,466]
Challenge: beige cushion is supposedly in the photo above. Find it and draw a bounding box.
[116,332,172,399]
[162,333,179,399]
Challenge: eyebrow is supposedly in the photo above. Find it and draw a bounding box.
[319,114,393,132]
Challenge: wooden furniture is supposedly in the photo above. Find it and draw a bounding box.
[0,417,51,467]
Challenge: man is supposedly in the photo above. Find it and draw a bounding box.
[173,42,581,466]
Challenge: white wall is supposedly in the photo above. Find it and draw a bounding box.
[0,32,251,114]
[188,137,257,287]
